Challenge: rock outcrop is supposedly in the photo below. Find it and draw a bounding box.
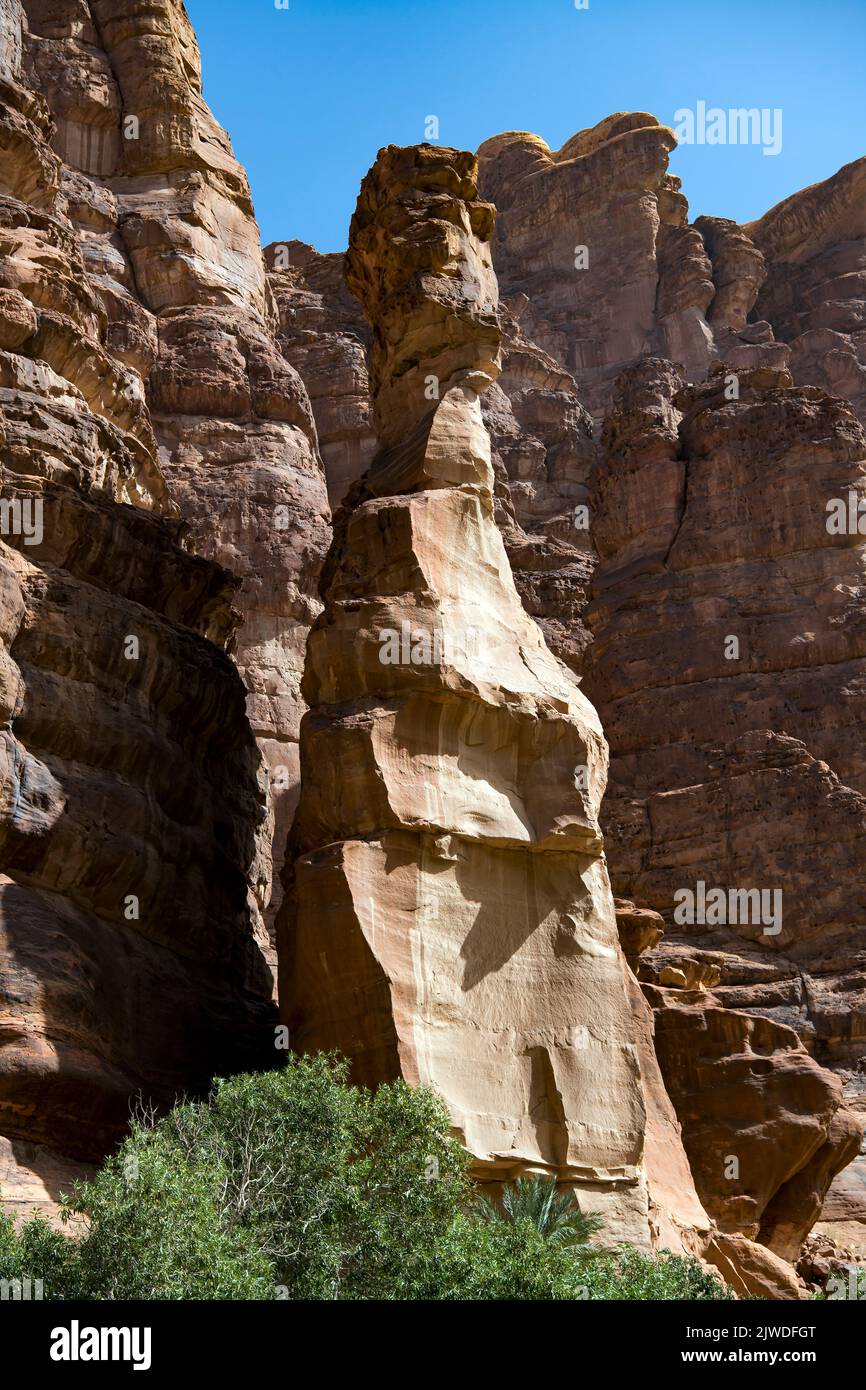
[746,159,866,427]
[266,240,598,677]
[583,359,866,1060]
[280,143,668,1244]
[482,302,598,674]
[580,357,866,1248]
[266,239,376,511]
[3,0,862,1292]
[476,114,787,419]
[647,985,859,1262]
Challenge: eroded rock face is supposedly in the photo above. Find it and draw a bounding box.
[18,0,332,938]
[476,114,786,419]
[266,239,376,511]
[647,986,859,1260]
[584,359,866,1062]
[580,357,866,1250]
[746,159,866,427]
[0,0,277,1203]
[265,239,599,676]
[4,0,861,1287]
[483,302,598,674]
[279,143,662,1243]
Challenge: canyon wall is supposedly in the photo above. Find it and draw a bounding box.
[267,120,866,1282]
[475,114,788,420]
[18,0,332,940]
[746,158,866,427]
[2,0,864,1294]
[0,0,279,1208]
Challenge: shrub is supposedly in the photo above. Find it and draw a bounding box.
[0,1057,731,1301]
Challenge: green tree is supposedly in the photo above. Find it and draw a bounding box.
[0,1056,732,1301]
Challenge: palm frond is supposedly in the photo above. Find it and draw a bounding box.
[471,1176,604,1248]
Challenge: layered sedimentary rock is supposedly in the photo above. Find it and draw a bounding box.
[476,114,786,418]
[482,303,598,673]
[3,0,862,1288]
[646,985,859,1262]
[581,357,866,1245]
[18,0,331,936]
[266,237,597,674]
[266,239,376,511]
[584,358,866,1059]
[746,159,866,427]
[280,143,662,1243]
[0,0,278,1202]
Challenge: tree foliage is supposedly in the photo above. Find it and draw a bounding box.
[0,1056,731,1301]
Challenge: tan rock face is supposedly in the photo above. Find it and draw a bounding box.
[19,0,332,939]
[345,144,501,450]
[0,0,279,1204]
[279,143,660,1243]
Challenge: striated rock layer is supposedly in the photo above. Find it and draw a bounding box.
[266,238,376,512]
[281,143,658,1243]
[746,158,866,428]
[278,144,810,1297]
[0,0,278,1202]
[476,114,787,420]
[580,358,866,1249]
[17,0,331,939]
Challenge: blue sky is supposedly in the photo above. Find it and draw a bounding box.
[185,0,866,254]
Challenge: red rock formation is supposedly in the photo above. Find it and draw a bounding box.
[476,114,786,419]
[580,358,866,1252]
[647,986,859,1261]
[583,360,866,1054]
[483,302,598,674]
[19,0,332,939]
[746,158,866,426]
[0,0,278,1204]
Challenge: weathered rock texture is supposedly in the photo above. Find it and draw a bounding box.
[482,302,598,674]
[3,0,863,1291]
[745,159,866,427]
[266,242,597,675]
[476,114,787,420]
[17,0,332,939]
[580,357,866,1248]
[280,143,672,1244]
[0,0,282,1202]
[266,239,376,511]
[583,359,866,1057]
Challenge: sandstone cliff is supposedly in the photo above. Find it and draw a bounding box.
[581,359,865,1258]
[280,143,661,1245]
[17,0,332,940]
[476,114,788,420]
[745,158,866,427]
[2,0,863,1296]
[275,143,826,1296]
[0,0,281,1207]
